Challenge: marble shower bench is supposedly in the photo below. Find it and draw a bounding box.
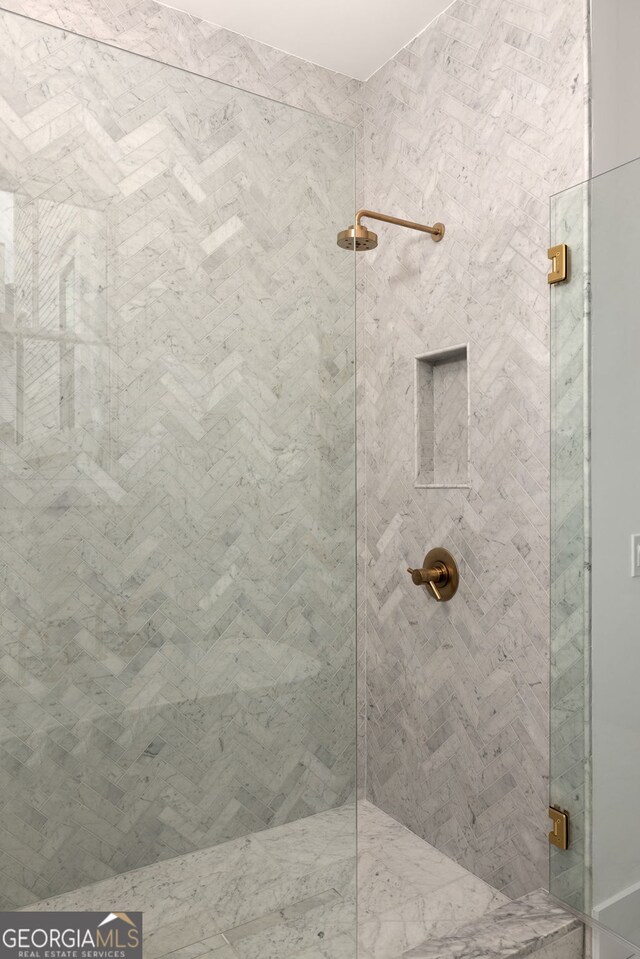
[403,889,583,959]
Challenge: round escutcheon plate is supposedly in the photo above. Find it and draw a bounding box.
[422,547,458,602]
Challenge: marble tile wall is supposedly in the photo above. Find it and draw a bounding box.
[0,9,356,906]
[1,0,596,911]
[0,0,362,127]
[415,347,470,489]
[362,0,590,898]
[0,3,367,800]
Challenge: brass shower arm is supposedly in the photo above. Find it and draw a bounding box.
[355,209,445,241]
[336,209,445,251]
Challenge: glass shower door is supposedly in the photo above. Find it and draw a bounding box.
[551,157,640,951]
[0,11,357,958]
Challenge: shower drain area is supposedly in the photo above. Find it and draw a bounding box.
[414,345,470,489]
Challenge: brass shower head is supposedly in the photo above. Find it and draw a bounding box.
[337,224,378,251]
[337,209,444,252]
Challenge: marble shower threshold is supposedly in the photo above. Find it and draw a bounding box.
[22,802,557,959]
[403,888,583,959]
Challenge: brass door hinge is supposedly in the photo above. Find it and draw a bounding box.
[547,244,568,284]
[548,806,570,850]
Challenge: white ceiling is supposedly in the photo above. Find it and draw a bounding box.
[158,0,453,80]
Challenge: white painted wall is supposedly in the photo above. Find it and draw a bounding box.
[593,926,637,959]
[590,5,640,948]
[591,156,640,943]
[591,0,640,174]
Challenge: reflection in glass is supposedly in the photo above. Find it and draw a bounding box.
[0,12,356,946]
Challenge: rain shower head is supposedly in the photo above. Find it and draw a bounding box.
[337,224,378,251]
[337,209,444,252]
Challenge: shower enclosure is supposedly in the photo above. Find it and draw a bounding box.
[0,8,357,956]
[551,157,640,953]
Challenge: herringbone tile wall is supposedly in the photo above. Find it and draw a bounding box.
[0,0,368,810]
[0,10,356,907]
[362,0,589,898]
[0,0,362,128]
[0,0,596,913]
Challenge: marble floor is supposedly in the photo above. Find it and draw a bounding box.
[356,802,508,959]
[26,801,508,959]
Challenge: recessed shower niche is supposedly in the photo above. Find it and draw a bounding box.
[415,344,470,488]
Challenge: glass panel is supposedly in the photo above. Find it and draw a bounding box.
[550,178,591,916]
[0,9,356,955]
[551,157,640,950]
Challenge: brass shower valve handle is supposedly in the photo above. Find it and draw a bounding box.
[407,564,446,601]
[406,548,459,602]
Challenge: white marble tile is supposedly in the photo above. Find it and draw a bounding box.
[358,853,424,917]
[363,0,590,898]
[356,802,510,959]
[535,929,585,959]
[0,6,357,909]
[357,802,482,896]
[359,874,508,959]
[23,801,551,959]
[403,888,581,959]
[3,0,594,923]
[27,806,357,959]
[161,938,230,959]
